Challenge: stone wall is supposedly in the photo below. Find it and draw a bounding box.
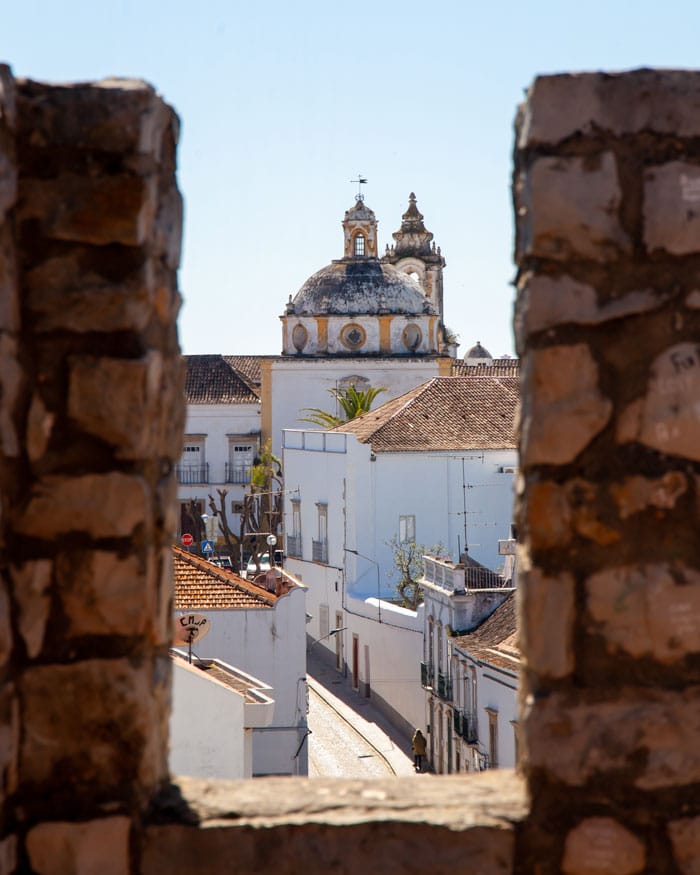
[1,65,699,874]
[0,67,184,872]
[514,69,700,874]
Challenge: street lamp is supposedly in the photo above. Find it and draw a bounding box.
[344,548,381,623]
[266,533,277,566]
[307,627,347,653]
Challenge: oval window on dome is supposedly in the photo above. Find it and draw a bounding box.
[292,323,308,352]
[340,322,367,351]
[403,323,422,351]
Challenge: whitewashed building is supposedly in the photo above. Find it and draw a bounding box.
[172,546,309,776]
[177,355,266,543]
[282,372,518,739]
[419,552,518,774]
[169,651,275,780]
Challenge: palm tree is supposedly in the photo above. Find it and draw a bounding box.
[300,385,386,428]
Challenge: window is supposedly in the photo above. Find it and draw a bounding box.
[486,709,499,769]
[354,234,365,256]
[319,604,329,640]
[399,514,415,543]
[287,499,302,558]
[312,503,328,563]
[177,438,208,484]
[226,441,256,484]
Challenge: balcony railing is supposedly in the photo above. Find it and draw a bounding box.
[175,463,209,484]
[312,539,328,564]
[287,534,302,559]
[422,555,511,593]
[437,672,453,702]
[420,662,434,689]
[225,462,252,484]
[452,708,478,744]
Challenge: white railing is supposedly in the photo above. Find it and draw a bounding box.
[422,555,514,592]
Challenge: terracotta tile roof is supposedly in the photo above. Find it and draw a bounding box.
[332,376,519,452]
[223,356,272,389]
[453,593,519,671]
[172,546,277,610]
[184,355,261,404]
[451,357,520,377]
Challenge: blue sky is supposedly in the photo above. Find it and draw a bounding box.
[4,1,699,357]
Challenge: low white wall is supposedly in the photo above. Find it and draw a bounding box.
[170,659,246,780]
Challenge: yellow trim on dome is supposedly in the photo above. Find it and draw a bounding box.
[379,315,392,353]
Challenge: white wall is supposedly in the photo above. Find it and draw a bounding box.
[178,401,262,536]
[170,658,246,780]
[270,357,442,458]
[175,585,308,776]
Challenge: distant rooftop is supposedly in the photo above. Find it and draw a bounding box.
[452,593,519,671]
[184,354,263,404]
[172,546,278,610]
[332,375,519,452]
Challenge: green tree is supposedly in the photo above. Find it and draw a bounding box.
[300,385,386,428]
[386,535,446,610]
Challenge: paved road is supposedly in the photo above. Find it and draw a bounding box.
[308,684,394,777]
[306,650,416,778]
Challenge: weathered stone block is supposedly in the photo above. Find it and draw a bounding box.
[0,834,16,875]
[521,345,612,465]
[0,223,19,333]
[519,567,575,679]
[68,352,163,458]
[516,152,630,262]
[525,686,700,789]
[562,817,645,875]
[55,549,157,638]
[142,773,526,875]
[0,333,22,457]
[0,582,11,668]
[0,64,16,129]
[521,480,572,549]
[17,78,174,157]
[515,273,663,346]
[0,683,19,797]
[11,559,52,659]
[587,563,700,663]
[617,342,700,462]
[26,817,130,875]
[13,472,149,539]
[19,173,157,246]
[644,162,700,255]
[20,659,167,791]
[610,471,687,518]
[668,816,700,875]
[24,254,157,333]
[519,70,700,147]
[26,393,55,462]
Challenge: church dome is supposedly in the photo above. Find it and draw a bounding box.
[465,341,492,361]
[290,260,434,316]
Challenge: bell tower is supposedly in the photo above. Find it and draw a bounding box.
[342,196,379,259]
[382,193,446,323]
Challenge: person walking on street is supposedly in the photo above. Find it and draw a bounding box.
[412,728,427,772]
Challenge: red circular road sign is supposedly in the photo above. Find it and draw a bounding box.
[181,533,194,547]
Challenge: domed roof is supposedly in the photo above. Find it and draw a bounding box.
[290,260,434,316]
[464,341,492,361]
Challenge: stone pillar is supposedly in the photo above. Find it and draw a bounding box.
[515,70,700,873]
[0,71,184,872]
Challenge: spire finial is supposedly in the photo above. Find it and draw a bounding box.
[350,173,367,202]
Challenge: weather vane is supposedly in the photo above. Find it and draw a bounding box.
[350,174,367,201]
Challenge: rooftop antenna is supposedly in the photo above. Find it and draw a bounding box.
[173,613,212,664]
[350,173,367,202]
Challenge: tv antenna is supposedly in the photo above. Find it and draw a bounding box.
[350,173,367,201]
[173,613,211,664]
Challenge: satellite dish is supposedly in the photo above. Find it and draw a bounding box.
[173,613,211,662]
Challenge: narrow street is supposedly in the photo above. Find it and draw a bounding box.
[308,685,395,778]
[306,650,417,778]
